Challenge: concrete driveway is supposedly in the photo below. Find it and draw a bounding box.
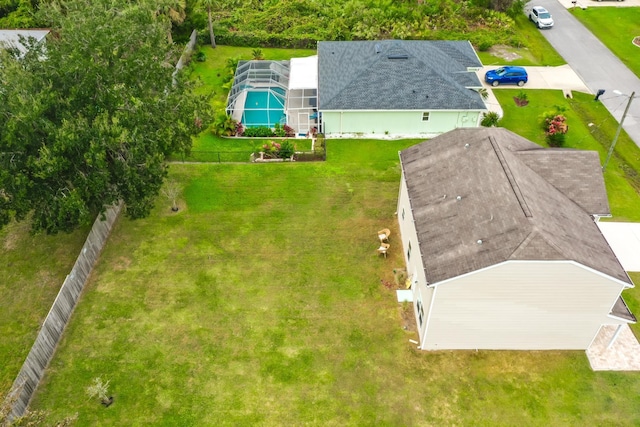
[597,222,640,271]
[476,65,590,118]
[478,65,590,92]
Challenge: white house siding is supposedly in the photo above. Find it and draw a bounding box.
[397,170,431,332]
[423,261,628,350]
[321,110,481,136]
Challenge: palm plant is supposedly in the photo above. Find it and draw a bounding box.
[201,0,216,48]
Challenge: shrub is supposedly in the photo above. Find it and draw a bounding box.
[260,140,295,159]
[278,140,295,158]
[516,91,528,102]
[212,113,239,136]
[244,126,275,137]
[481,111,500,127]
[195,51,206,62]
[252,48,264,60]
[283,124,295,137]
[273,123,286,137]
[543,114,568,147]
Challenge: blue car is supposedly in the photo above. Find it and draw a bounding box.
[484,66,528,87]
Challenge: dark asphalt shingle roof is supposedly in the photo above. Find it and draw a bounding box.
[318,40,485,111]
[400,127,630,286]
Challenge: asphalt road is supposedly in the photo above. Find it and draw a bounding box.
[527,0,640,148]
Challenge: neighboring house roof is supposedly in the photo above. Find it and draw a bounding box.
[318,40,485,111]
[0,29,49,56]
[400,127,630,286]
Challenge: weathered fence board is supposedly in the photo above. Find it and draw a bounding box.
[5,203,122,418]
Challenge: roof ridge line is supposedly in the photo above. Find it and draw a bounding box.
[488,136,532,218]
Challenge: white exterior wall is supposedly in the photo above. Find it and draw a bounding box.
[321,110,482,137]
[423,261,629,350]
[397,170,431,333]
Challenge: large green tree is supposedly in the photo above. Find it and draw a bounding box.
[0,0,211,233]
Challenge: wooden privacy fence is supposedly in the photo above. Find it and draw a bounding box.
[172,29,198,84]
[5,203,122,419]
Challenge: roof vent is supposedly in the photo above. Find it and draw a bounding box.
[456,196,462,201]
[477,239,483,245]
[375,44,381,54]
[464,143,470,149]
[387,54,409,60]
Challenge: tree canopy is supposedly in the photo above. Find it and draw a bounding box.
[0,0,212,233]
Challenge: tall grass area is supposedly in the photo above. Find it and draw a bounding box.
[476,15,566,67]
[30,140,640,426]
[496,89,640,221]
[571,7,640,79]
[0,221,89,395]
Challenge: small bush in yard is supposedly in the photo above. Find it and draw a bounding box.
[244,126,274,137]
[481,111,500,127]
[261,140,295,159]
[544,114,568,147]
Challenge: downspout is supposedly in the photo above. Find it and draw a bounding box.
[606,324,624,350]
[420,284,437,350]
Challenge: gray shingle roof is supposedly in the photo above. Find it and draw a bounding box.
[400,127,630,285]
[318,40,485,111]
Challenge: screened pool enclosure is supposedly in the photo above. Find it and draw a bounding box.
[226,57,319,135]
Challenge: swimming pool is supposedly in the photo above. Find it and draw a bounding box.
[241,88,286,128]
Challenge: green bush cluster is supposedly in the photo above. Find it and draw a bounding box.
[244,127,275,137]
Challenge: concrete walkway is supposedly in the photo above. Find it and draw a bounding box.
[527,0,640,148]
[586,325,640,371]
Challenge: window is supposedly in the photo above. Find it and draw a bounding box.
[407,241,412,261]
[422,112,430,122]
[417,300,424,327]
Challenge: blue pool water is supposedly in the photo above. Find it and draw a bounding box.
[242,89,286,128]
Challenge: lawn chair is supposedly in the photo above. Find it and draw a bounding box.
[377,242,390,258]
[378,228,391,243]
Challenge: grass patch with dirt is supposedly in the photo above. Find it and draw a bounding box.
[476,15,566,66]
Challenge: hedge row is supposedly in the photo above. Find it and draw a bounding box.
[199,30,318,50]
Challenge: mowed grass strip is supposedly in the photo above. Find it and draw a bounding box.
[32,140,640,426]
[571,7,640,79]
[0,220,89,395]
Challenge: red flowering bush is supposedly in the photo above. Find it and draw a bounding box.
[260,140,295,159]
[543,113,568,147]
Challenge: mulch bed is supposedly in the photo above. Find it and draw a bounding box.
[514,97,529,107]
[634,37,640,48]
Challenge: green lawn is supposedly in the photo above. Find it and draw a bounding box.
[495,89,640,221]
[571,7,640,79]
[30,140,640,426]
[0,221,89,396]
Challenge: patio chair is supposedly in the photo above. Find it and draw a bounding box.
[377,242,390,258]
[378,228,391,243]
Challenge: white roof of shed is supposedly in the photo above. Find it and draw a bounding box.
[289,55,318,90]
[0,29,49,55]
